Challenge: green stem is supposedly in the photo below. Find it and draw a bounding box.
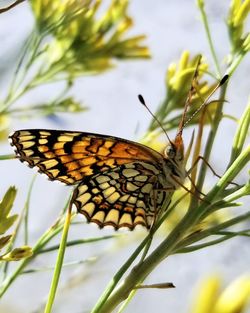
[0,215,69,297]
[117,289,137,313]
[24,175,37,245]
[227,52,246,76]
[0,154,15,160]
[176,228,250,253]
[22,258,96,274]
[1,176,36,280]
[175,210,250,252]
[3,32,35,105]
[38,236,115,254]
[96,213,192,313]
[228,102,250,166]
[44,200,73,313]
[94,145,250,313]
[0,230,55,297]
[0,83,37,114]
[91,230,152,313]
[176,234,236,253]
[194,77,228,195]
[197,0,221,77]
[91,196,175,313]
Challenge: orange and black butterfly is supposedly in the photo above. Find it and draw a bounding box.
[9,67,226,230]
[9,125,185,230]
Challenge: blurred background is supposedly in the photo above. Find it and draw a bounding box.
[0,0,249,312]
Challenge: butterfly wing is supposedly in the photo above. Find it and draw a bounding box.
[9,129,164,185]
[72,161,166,229]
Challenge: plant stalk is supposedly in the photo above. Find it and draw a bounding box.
[44,200,73,313]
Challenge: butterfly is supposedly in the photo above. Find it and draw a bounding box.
[9,121,185,230]
[9,52,227,230]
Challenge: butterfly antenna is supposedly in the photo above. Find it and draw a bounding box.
[177,55,202,138]
[181,74,229,131]
[138,94,173,145]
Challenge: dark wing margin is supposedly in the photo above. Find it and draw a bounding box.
[9,129,163,185]
[72,162,166,230]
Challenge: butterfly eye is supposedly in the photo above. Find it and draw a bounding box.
[164,145,176,159]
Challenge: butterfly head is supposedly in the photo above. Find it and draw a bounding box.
[164,133,184,162]
[163,132,185,186]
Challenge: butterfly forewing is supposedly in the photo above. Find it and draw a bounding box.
[10,129,164,185]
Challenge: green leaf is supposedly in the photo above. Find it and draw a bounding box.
[229,100,250,165]
[0,186,17,220]
[0,187,18,235]
[0,215,18,235]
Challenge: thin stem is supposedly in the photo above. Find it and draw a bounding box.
[0,212,71,297]
[175,211,250,252]
[189,108,206,209]
[44,200,73,313]
[38,236,115,254]
[95,145,250,313]
[176,228,250,253]
[1,176,36,280]
[7,34,34,98]
[227,52,246,76]
[91,231,152,313]
[228,100,250,167]
[91,196,175,313]
[3,31,37,107]
[195,78,228,193]
[197,0,221,77]
[24,175,37,245]
[92,193,189,313]
[0,0,25,14]
[117,289,137,313]
[0,83,37,114]
[0,229,55,297]
[96,213,192,313]
[22,258,96,274]
[0,154,15,160]
[176,234,236,253]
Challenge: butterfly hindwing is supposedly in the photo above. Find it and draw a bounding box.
[72,162,166,229]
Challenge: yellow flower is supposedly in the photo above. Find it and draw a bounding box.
[148,52,218,134]
[191,274,221,313]
[0,114,9,141]
[214,276,250,313]
[29,0,150,76]
[190,274,250,313]
[227,0,250,54]
[140,132,165,153]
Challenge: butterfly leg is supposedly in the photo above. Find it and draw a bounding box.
[187,155,239,186]
[156,178,205,203]
[186,175,206,197]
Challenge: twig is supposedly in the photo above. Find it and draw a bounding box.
[0,0,26,14]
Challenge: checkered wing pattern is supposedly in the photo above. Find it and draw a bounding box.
[10,129,167,229]
[73,162,166,229]
[9,130,163,185]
